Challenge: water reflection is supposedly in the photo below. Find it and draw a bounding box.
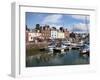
[26,50,89,67]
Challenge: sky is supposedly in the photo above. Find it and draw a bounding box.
[25,12,90,33]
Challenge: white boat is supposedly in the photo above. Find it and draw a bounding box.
[81,44,89,53]
[61,44,67,48]
[64,41,71,45]
[48,45,55,52]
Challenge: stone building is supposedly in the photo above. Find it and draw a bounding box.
[41,25,51,40]
[51,27,57,39]
[64,29,70,38]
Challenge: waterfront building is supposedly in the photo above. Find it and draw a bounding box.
[64,29,70,38]
[57,31,65,39]
[26,30,29,42]
[51,28,57,39]
[28,32,41,42]
[28,32,34,41]
[41,25,51,40]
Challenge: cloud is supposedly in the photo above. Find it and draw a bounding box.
[42,14,63,24]
[71,23,89,33]
[71,15,89,21]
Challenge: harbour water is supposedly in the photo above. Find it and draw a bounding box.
[26,49,89,67]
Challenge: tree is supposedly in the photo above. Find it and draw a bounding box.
[45,25,50,28]
[26,25,30,31]
[26,25,28,30]
[52,27,56,30]
[70,32,75,38]
[43,26,45,30]
[35,24,40,30]
[59,27,64,31]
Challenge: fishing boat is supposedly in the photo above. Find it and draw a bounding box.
[80,44,89,56]
[48,45,55,52]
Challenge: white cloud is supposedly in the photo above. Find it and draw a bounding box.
[71,23,89,33]
[71,15,89,21]
[42,14,63,24]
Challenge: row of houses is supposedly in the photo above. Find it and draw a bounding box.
[26,25,70,42]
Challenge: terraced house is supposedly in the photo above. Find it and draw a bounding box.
[51,27,57,39]
[41,25,51,40]
[27,31,42,42]
[57,30,65,39]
